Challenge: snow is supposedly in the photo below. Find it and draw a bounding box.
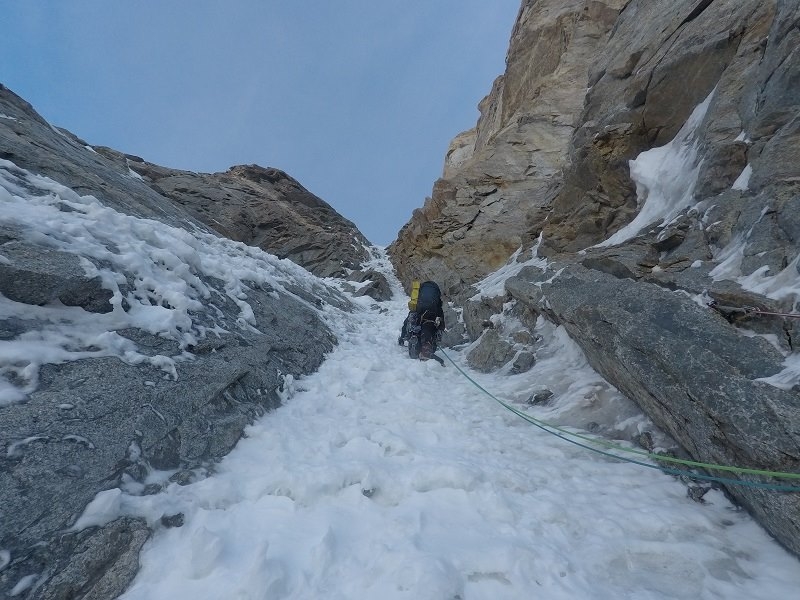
[596,90,715,248]
[707,206,800,388]
[732,164,753,191]
[105,264,800,599]
[0,159,338,405]
[708,203,799,309]
[70,488,124,531]
[757,352,800,390]
[3,158,799,598]
[127,167,145,181]
[0,113,18,121]
[470,235,548,300]
[10,574,38,596]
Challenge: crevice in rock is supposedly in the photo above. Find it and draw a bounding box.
[680,0,716,27]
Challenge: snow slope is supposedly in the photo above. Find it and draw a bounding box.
[102,258,800,600]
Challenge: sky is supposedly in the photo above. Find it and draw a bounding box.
[0,1,521,245]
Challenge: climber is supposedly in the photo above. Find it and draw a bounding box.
[398,280,445,361]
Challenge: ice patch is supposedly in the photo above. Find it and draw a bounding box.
[127,167,144,181]
[732,164,752,191]
[709,236,747,282]
[471,234,548,300]
[62,434,95,449]
[711,236,800,311]
[6,435,49,458]
[597,90,715,248]
[756,353,800,390]
[10,574,38,596]
[737,253,800,308]
[70,488,124,530]
[0,549,10,571]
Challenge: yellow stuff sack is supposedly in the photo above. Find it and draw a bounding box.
[408,280,420,311]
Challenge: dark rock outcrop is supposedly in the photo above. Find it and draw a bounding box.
[389,0,800,556]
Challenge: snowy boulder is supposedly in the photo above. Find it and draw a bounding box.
[23,518,149,600]
[439,302,467,348]
[461,294,506,341]
[511,351,536,374]
[348,269,393,301]
[466,329,516,373]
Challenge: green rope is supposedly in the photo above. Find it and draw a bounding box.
[440,350,800,492]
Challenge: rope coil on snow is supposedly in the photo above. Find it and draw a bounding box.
[441,350,800,492]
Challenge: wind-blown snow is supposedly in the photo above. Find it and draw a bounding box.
[0,159,334,405]
[98,260,800,600]
[597,90,715,248]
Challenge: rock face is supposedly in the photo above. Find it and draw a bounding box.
[390,0,800,555]
[0,85,365,597]
[0,84,370,280]
[116,156,372,278]
[390,0,627,294]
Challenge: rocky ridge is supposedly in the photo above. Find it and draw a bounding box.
[103,153,372,279]
[0,85,374,598]
[390,0,800,555]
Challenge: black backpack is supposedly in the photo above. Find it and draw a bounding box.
[416,281,441,314]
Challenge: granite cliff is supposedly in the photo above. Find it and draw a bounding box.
[390,0,800,555]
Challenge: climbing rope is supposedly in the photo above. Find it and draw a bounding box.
[440,349,800,492]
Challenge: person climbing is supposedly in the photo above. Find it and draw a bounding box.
[398,280,445,362]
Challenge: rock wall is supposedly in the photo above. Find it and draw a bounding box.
[0,85,364,597]
[390,0,800,555]
[114,155,371,279]
[0,84,371,280]
[390,0,627,295]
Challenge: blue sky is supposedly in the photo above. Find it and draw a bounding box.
[1,1,520,245]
